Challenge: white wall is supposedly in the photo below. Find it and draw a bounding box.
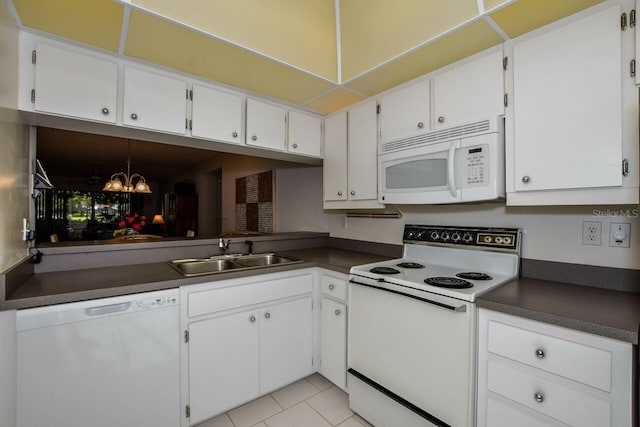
[275,167,328,232]
[0,1,29,273]
[328,203,640,270]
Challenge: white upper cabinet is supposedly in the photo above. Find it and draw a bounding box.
[347,99,380,202]
[190,84,242,144]
[287,111,322,157]
[33,43,117,123]
[379,79,430,143]
[507,3,637,205]
[432,48,504,128]
[246,98,287,151]
[123,66,188,135]
[323,111,348,202]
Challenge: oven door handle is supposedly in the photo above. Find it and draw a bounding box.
[447,139,458,198]
[349,279,467,312]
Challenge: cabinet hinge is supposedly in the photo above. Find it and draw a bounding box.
[631,9,636,28]
[31,50,36,64]
[622,158,629,177]
[185,89,189,100]
[185,405,190,418]
[184,330,189,343]
[621,12,628,30]
[502,56,508,70]
[630,59,636,78]
[376,104,381,114]
[503,93,508,108]
[30,89,35,103]
[189,89,193,101]
[189,119,192,130]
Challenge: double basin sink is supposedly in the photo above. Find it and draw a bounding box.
[169,253,302,277]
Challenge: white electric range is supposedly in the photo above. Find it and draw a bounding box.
[348,225,521,427]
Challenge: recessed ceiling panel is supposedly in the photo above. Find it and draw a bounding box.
[345,20,503,96]
[132,0,337,81]
[340,0,480,82]
[490,0,604,38]
[483,0,512,11]
[12,0,123,51]
[125,11,335,106]
[303,88,367,114]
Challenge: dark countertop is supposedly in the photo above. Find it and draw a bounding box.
[1,247,391,310]
[478,278,640,345]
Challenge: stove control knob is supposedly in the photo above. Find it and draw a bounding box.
[463,233,473,243]
[405,229,417,240]
[441,232,450,241]
[451,232,461,242]
[430,231,440,240]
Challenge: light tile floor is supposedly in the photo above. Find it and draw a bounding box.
[195,373,373,427]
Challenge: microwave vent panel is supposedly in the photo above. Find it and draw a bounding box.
[380,119,492,154]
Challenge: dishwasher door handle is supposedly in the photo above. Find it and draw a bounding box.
[84,302,131,317]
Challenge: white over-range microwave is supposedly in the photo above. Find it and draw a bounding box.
[378,116,505,204]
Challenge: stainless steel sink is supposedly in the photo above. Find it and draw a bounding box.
[169,253,301,277]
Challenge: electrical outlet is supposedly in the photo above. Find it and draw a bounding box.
[582,221,602,245]
[609,222,630,248]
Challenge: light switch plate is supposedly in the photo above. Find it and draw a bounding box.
[609,222,630,248]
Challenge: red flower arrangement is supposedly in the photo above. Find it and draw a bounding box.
[113,212,147,237]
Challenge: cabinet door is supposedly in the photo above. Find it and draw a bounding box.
[323,111,348,201]
[188,310,259,425]
[34,43,117,123]
[320,298,346,390]
[260,297,313,393]
[246,99,286,151]
[433,49,504,128]
[123,66,188,135]
[191,84,242,144]
[379,79,430,143]
[512,5,622,192]
[347,100,379,201]
[288,111,322,157]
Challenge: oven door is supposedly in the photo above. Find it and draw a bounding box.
[348,277,476,427]
[378,139,462,204]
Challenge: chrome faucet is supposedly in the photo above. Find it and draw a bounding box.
[218,238,231,255]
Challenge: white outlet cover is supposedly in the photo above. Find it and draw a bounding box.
[609,222,630,248]
[582,221,601,246]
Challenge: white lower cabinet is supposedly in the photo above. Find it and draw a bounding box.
[319,271,348,391]
[477,309,633,427]
[181,270,314,426]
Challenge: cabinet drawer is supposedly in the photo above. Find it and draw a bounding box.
[487,359,611,427]
[487,394,565,427]
[487,320,612,391]
[188,274,312,317]
[321,275,347,301]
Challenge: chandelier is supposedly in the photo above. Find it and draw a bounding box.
[102,140,151,193]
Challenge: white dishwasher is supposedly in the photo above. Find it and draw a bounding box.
[16,289,180,427]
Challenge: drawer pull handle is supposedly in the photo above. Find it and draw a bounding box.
[535,349,545,359]
[328,284,335,290]
[534,393,544,403]
[249,315,256,323]
[334,309,341,316]
[264,312,271,319]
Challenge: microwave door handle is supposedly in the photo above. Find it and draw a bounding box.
[447,139,458,197]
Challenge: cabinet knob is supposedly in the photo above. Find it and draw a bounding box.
[232,131,238,138]
[130,113,138,120]
[249,315,256,323]
[334,309,341,316]
[522,175,530,183]
[534,393,544,403]
[535,349,545,359]
[337,191,343,196]
[328,284,335,290]
[264,312,271,319]
[102,107,109,115]
[417,122,424,128]
[251,135,257,141]
[437,116,445,123]
[292,143,298,149]
[350,190,356,196]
